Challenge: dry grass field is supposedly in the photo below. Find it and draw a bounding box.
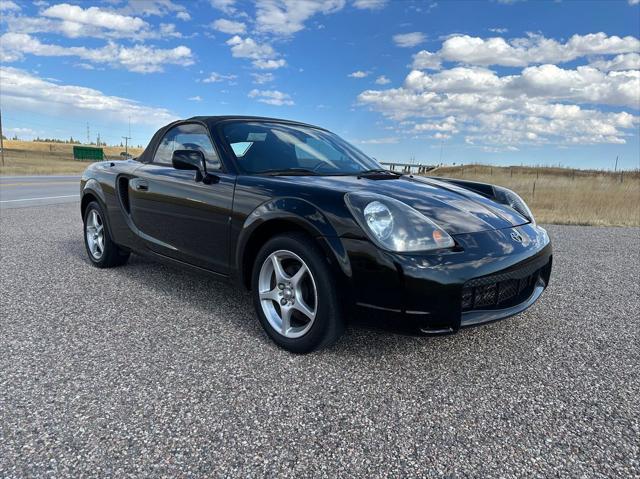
[0,140,144,176]
[0,141,638,226]
[429,164,640,227]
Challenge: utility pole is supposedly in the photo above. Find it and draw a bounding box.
[86,122,90,144]
[614,155,618,172]
[122,135,131,157]
[0,108,5,167]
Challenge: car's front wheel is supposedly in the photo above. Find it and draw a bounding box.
[83,201,130,268]
[252,233,343,353]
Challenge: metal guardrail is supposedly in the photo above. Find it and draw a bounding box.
[380,162,436,174]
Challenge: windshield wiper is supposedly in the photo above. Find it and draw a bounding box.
[356,168,402,178]
[260,168,321,176]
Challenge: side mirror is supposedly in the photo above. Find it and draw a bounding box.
[172,149,205,173]
[172,149,215,183]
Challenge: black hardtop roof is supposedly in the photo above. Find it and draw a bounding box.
[137,116,326,163]
[187,115,324,130]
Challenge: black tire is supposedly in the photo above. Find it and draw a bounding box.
[83,201,130,268]
[251,232,344,353]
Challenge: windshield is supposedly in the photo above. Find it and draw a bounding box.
[221,121,382,175]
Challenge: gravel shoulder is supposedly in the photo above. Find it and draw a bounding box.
[1,203,639,478]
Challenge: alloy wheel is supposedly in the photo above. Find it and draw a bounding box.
[258,250,318,338]
[86,209,105,260]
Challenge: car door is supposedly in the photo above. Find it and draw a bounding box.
[128,122,235,274]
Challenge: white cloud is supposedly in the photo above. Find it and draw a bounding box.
[176,11,191,21]
[414,116,458,133]
[211,18,246,34]
[590,53,640,72]
[358,30,640,150]
[393,32,426,48]
[489,27,508,34]
[353,0,388,10]
[42,3,146,33]
[4,3,179,41]
[0,32,194,73]
[253,58,286,69]
[255,0,345,36]
[432,32,640,67]
[375,75,391,85]
[402,65,640,109]
[210,0,237,14]
[226,35,275,59]
[0,66,176,126]
[629,0,639,5]
[348,70,369,78]
[383,31,640,149]
[0,0,20,12]
[412,50,441,70]
[188,95,202,101]
[225,35,286,69]
[75,63,97,70]
[358,137,399,144]
[252,72,275,84]
[202,72,237,83]
[248,89,294,106]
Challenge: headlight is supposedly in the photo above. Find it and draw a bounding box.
[345,192,455,252]
[493,186,535,224]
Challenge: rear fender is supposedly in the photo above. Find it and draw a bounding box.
[81,178,107,217]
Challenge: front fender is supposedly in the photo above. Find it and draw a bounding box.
[235,197,352,287]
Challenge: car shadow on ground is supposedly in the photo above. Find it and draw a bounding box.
[62,237,436,355]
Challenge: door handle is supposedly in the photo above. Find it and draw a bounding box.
[131,179,148,191]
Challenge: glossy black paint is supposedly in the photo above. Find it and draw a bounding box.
[81,116,552,333]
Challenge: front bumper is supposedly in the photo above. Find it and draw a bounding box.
[343,223,552,333]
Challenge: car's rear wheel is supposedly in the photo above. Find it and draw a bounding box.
[252,233,343,353]
[83,201,129,268]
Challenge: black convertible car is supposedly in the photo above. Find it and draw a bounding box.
[81,116,552,353]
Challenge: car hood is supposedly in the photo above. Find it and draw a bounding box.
[288,174,529,235]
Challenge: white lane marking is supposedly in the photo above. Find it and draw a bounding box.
[0,195,78,203]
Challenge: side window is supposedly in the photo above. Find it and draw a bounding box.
[174,124,222,171]
[152,127,178,165]
[152,123,221,171]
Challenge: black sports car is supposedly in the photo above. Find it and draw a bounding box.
[81,116,552,353]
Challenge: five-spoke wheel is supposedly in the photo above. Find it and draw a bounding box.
[83,201,129,268]
[252,233,343,353]
[258,250,318,338]
[85,209,105,260]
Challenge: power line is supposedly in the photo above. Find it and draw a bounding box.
[1,114,150,141]
[122,136,131,157]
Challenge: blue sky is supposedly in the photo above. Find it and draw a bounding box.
[0,0,639,169]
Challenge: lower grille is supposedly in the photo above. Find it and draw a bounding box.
[461,257,549,311]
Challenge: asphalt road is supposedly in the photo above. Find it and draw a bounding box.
[1,202,638,478]
[0,176,80,209]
